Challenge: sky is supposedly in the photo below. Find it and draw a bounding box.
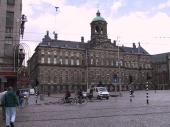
[22,0,170,58]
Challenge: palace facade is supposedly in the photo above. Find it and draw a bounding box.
[28,11,152,93]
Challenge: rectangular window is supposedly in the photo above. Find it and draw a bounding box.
[90,58,93,65]
[6,11,14,27]
[5,37,13,44]
[53,51,57,55]
[7,0,15,5]
[41,58,44,63]
[54,58,57,64]
[48,58,51,64]
[4,43,13,57]
[96,59,99,65]
[76,59,80,65]
[5,27,13,33]
[111,60,114,66]
[59,58,63,64]
[41,50,44,54]
[65,59,68,65]
[71,59,74,65]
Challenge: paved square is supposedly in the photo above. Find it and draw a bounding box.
[3,90,170,127]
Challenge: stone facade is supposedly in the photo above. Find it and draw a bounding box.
[0,0,22,91]
[28,11,152,93]
[152,53,170,90]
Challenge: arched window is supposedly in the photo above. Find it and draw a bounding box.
[95,26,100,33]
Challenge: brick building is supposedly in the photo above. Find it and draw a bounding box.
[28,11,152,93]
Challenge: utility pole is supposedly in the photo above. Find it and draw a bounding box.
[117,36,122,96]
[86,49,89,90]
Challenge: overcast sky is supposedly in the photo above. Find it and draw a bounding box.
[22,0,170,58]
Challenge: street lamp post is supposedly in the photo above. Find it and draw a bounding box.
[85,49,89,90]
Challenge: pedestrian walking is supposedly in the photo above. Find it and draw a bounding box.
[16,90,23,107]
[0,90,7,121]
[2,86,19,127]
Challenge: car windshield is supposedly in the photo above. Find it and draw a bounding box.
[98,87,107,92]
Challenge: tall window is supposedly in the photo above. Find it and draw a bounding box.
[54,58,57,64]
[90,58,93,65]
[48,58,51,64]
[59,58,63,64]
[7,0,15,5]
[65,59,68,65]
[6,11,14,26]
[6,11,14,33]
[41,57,44,63]
[53,51,57,55]
[71,59,74,65]
[76,59,80,65]
[96,58,99,65]
[4,44,13,56]
[41,50,44,54]
[5,37,13,44]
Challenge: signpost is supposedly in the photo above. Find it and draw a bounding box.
[112,75,120,95]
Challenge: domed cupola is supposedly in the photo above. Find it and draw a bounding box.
[90,10,108,41]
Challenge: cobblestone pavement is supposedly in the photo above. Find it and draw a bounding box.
[2,90,170,127]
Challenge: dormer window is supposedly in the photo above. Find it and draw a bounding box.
[41,50,44,55]
[53,51,57,55]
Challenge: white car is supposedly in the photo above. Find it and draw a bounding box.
[29,88,35,95]
[87,87,110,100]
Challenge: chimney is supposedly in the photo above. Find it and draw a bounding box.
[133,43,136,48]
[53,31,58,40]
[81,36,84,42]
[113,40,116,46]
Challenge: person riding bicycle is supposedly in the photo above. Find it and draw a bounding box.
[65,90,71,103]
[77,89,83,103]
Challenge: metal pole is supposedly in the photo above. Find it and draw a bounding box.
[146,82,149,104]
[117,36,121,96]
[86,49,88,90]
[129,83,132,102]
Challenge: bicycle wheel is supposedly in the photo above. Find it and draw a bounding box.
[58,98,65,104]
[81,98,88,104]
[69,98,75,104]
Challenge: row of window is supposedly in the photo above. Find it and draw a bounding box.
[40,57,151,69]
[41,57,80,65]
[41,50,120,59]
[41,50,80,57]
[40,71,85,84]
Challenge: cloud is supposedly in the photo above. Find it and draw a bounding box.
[22,0,170,57]
[111,0,124,13]
[158,0,170,10]
[107,11,170,54]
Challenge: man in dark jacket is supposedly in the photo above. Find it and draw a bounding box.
[2,86,19,127]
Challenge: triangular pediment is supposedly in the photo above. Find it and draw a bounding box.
[93,42,118,51]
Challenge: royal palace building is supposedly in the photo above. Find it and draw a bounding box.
[28,11,152,93]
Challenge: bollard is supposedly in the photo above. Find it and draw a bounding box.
[129,86,132,102]
[146,82,149,104]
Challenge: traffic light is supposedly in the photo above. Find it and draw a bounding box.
[35,79,39,86]
[146,73,151,81]
[129,75,133,84]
